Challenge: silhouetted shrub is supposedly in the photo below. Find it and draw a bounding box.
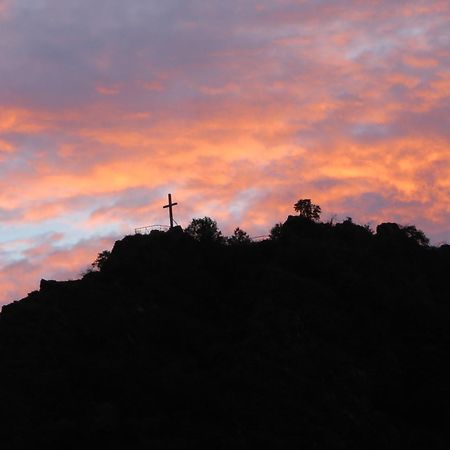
[334,217,373,243]
[270,215,328,242]
[227,227,251,245]
[91,250,111,271]
[377,222,430,247]
[402,225,430,246]
[270,222,283,240]
[185,217,224,243]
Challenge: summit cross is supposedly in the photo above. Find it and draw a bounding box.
[163,193,178,229]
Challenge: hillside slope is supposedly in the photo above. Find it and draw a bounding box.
[0,217,449,449]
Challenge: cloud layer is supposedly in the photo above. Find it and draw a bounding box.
[1,0,450,304]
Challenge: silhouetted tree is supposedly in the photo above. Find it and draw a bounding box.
[364,223,374,234]
[185,217,224,243]
[333,217,373,244]
[376,222,403,239]
[227,227,252,245]
[402,225,430,246]
[377,223,430,247]
[294,199,321,221]
[270,223,283,240]
[91,250,111,271]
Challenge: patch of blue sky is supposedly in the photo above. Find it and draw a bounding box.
[1,220,67,246]
[345,36,397,61]
[396,26,428,39]
[0,207,111,256]
[229,188,263,220]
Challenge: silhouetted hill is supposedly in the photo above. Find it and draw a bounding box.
[1,217,450,449]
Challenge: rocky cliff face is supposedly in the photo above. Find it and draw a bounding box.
[0,221,449,449]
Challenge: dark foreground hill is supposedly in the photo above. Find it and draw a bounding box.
[1,216,450,449]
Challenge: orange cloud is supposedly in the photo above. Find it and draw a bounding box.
[0,108,49,133]
[0,139,14,153]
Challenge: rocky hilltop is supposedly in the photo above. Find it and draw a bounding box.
[0,216,449,449]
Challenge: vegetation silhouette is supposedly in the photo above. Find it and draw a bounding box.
[91,249,112,271]
[227,227,252,245]
[0,199,449,449]
[185,216,224,243]
[293,198,322,221]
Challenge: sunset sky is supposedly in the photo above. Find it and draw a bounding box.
[1,0,450,304]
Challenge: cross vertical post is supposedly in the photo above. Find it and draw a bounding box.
[163,193,178,229]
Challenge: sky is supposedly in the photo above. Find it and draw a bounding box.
[1,0,450,304]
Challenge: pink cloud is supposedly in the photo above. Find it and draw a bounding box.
[96,84,122,96]
[0,235,117,305]
[0,0,12,19]
[142,81,165,92]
